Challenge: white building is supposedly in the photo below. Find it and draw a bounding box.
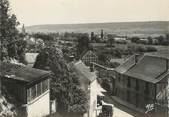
[73,61,105,117]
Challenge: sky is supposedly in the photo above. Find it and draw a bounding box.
[10,0,169,26]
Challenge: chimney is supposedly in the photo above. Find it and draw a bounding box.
[135,54,139,63]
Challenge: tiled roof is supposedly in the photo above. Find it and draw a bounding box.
[115,55,136,74]
[0,62,50,83]
[72,61,96,82]
[118,54,169,83]
[81,50,98,59]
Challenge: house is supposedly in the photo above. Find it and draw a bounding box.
[0,61,51,117]
[81,50,98,66]
[114,36,127,44]
[114,53,169,117]
[72,61,104,117]
[138,38,149,44]
[25,53,39,67]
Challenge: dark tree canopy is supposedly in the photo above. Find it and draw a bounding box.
[0,0,26,62]
[76,34,90,58]
[34,46,88,114]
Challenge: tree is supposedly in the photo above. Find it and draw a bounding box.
[76,34,90,58]
[34,46,88,114]
[0,0,26,62]
[131,36,140,43]
[91,32,95,42]
[107,34,115,46]
[148,36,153,45]
[101,29,104,39]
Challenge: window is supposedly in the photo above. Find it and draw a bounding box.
[42,79,49,92]
[127,77,131,88]
[145,82,149,94]
[27,89,31,102]
[27,79,49,102]
[117,74,121,82]
[31,85,36,99]
[127,90,130,102]
[37,83,42,96]
[135,79,139,91]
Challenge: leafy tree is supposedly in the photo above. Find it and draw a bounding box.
[0,0,26,62]
[76,34,90,58]
[32,33,54,42]
[131,36,140,43]
[109,62,120,68]
[91,32,95,42]
[148,36,153,45]
[34,46,88,114]
[146,46,157,52]
[107,34,115,46]
[101,29,104,39]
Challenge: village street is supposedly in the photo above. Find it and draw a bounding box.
[96,80,143,117]
[113,106,134,117]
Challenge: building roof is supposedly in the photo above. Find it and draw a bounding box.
[81,50,98,60]
[116,53,169,83]
[72,61,96,82]
[115,55,136,74]
[0,62,50,84]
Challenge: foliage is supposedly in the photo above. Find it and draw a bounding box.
[109,62,120,68]
[107,34,115,46]
[130,37,140,43]
[32,33,54,41]
[127,45,157,53]
[76,34,90,58]
[0,0,26,63]
[33,46,88,114]
[146,46,157,52]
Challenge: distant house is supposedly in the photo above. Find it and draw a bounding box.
[114,53,169,117]
[0,62,51,117]
[138,38,149,44]
[25,53,39,67]
[81,50,98,66]
[114,36,127,44]
[72,61,104,117]
[152,38,159,45]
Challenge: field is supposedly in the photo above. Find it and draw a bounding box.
[26,21,169,37]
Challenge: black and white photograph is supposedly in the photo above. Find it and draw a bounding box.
[0,0,169,117]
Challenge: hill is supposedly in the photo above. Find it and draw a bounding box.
[26,21,169,37]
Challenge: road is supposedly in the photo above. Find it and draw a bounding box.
[101,93,144,117]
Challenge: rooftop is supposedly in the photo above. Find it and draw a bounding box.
[72,61,96,82]
[0,61,50,84]
[116,52,169,83]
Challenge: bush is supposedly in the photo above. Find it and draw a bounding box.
[146,46,157,52]
[136,46,147,52]
[109,62,120,68]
